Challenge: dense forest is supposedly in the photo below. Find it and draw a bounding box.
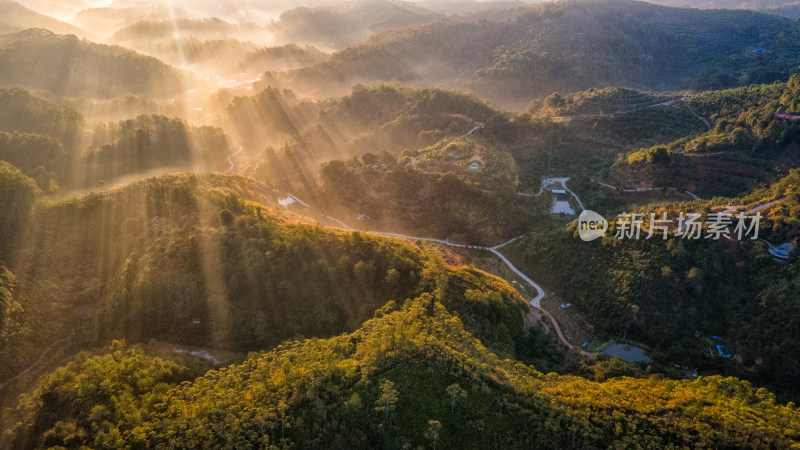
[507,169,800,401]
[3,0,800,446]
[0,93,231,189]
[268,0,441,49]
[82,115,231,185]
[0,173,528,386]
[0,88,83,149]
[616,72,800,196]
[317,140,532,244]
[0,29,182,98]
[261,0,800,109]
[6,298,800,448]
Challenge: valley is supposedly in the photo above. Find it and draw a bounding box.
[0,0,800,447]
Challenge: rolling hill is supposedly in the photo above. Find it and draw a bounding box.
[0,1,88,38]
[5,295,800,448]
[259,0,800,110]
[268,0,442,50]
[0,172,530,411]
[0,29,183,98]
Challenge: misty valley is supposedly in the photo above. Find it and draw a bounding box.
[0,0,800,448]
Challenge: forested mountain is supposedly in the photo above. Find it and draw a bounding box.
[0,161,36,261]
[0,88,82,191]
[535,87,708,147]
[105,18,276,70]
[109,18,240,42]
[649,0,800,18]
[79,115,231,185]
[6,297,800,448]
[260,0,800,110]
[0,173,529,407]
[317,139,532,244]
[237,44,328,73]
[3,1,800,446]
[229,84,501,189]
[0,29,183,98]
[268,0,442,50]
[0,1,88,38]
[504,169,800,402]
[615,72,800,196]
[0,87,83,148]
[233,83,500,161]
[0,103,230,189]
[72,5,192,38]
[229,83,536,241]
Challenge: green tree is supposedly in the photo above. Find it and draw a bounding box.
[0,161,37,259]
[375,379,399,421]
[544,92,565,110]
[425,420,442,450]
[219,209,234,226]
[446,383,467,413]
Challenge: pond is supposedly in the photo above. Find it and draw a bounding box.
[601,343,651,363]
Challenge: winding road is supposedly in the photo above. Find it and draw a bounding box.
[747,197,785,214]
[552,99,680,120]
[279,191,587,354]
[592,178,699,200]
[548,177,585,210]
[0,337,68,392]
[410,125,482,170]
[226,146,243,173]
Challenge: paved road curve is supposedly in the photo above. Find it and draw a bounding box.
[592,178,699,200]
[226,146,243,173]
[279,186,590,353]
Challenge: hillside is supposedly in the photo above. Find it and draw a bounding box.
[535,87,708,147]
[230,84,542,242]
[72,5,192,38]
[649,0,800,18]
[5,2,800,446]
[109,18,239,42]
[0,87,83,148]
[105,18,277,71]
[78,115,231,186]
[0,1,88,38]
[237,43,328,73]
[0,173,531,414]
[0,29,183,98]
[229,83,503,189]
[612,72,800,197]
[5,297,800,448]
[259,0,800,110]
[504,169,800,401]
[268,0,442,50]
[316,137,534,244]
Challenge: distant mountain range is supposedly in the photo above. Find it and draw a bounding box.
[259,0,800,110]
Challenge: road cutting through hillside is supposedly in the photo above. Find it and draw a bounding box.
[279,191,587,355]
[226,146,243,172]
[747,197,786,213]
[410,124,482,170]
[0,338,69,392]
[552,99,679,120]
[592,178,699,200]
